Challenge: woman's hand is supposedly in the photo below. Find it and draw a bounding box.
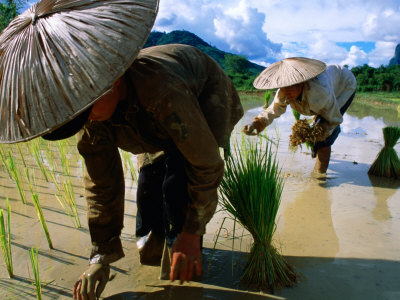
[242,117,267,135]
[170,232,202,283]
[73,263,110,300]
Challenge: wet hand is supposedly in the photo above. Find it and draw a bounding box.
[73,263,110,300]
[242,123,257,135]
[243,118,267,136]
[170,232,202,283]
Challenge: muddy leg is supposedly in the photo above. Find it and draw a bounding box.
[314,146,331,174]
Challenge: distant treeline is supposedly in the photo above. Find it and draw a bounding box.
[350,64,400,92]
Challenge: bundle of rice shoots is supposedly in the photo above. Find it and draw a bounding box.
[290,109,312,150]
[368,126,400,178]
[290,119,324,147]
[219,139,296,292]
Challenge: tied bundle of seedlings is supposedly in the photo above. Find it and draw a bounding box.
[219,139,296,292]
[290,109,312,151]
[289,118,325,148]
[368,126,400,178]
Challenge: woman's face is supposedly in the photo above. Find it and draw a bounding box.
[280,82,304,100]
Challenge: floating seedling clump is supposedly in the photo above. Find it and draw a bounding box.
[219,138,297,292]
[368,126,400,178]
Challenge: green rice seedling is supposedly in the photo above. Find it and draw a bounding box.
[0,145,13,180]
[29,141,48,182]
[43,149,61,191]
[29,247,42,300]
[16,144,27,168]
[55,178,81,228]
[219,138,296,292]
[263,91,272,109]
[7,152,27,204]
[120,150,138,182]
[368,126,400,178]
[31,194,53,249]
[0,198,13,278]
[25,169,38,198]
[57,140,70,176]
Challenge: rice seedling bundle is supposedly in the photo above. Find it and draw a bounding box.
[0,199,13,278]
[290,109,313,151]
[368,126,400,178]
[219,139,296,292]
[289,119,324,147]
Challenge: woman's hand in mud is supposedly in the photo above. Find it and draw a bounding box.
[170,232,202,283]
[242,117,267,136]
[73,263,110,300]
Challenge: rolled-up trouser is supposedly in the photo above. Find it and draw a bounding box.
[312,92,356,157]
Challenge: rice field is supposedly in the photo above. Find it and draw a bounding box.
[0,94,398,299]
[0,137,138,298]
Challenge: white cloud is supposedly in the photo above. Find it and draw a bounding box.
[341,46,369,67]
[154,0,400,67]
[212,0,281,61]
[367,41,398,67]
[153,0,281,62]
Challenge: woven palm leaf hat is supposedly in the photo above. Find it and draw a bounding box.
[253,57,327,89]
[0,0,159,143]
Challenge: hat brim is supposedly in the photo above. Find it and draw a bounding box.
[41,106,91,141]
[253,57,327,90]
[0,0,159,144]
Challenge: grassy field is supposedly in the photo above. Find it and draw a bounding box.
[354,92,400,107]
[239,90,400,111]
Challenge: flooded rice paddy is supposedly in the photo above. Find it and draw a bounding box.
[0,94,399,299]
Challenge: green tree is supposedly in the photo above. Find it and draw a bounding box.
[224,54,250,74]
[0,0,25,32]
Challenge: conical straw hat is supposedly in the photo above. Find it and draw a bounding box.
[0,0,159,143]
[253,57,326,90]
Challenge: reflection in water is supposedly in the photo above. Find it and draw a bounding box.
[368,175,400,222]
[277,180,339,259]
[347,101,400,126]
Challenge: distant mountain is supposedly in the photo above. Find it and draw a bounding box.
[143,30,265,90]
[389,43,400,66]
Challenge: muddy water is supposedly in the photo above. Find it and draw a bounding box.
[0,96,399,299]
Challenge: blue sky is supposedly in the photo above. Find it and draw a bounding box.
[151,0,400,67]
[21,0,400,67]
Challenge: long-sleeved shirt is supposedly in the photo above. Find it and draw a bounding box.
[76,44,244,264]
[256,65,357,138]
